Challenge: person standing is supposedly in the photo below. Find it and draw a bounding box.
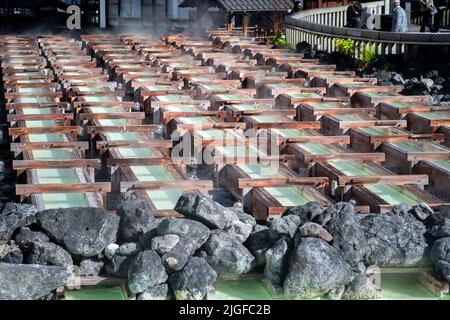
[419,0,437,32]
[346,1,363,28]
[433,0,448,32]
[391,0,408,32]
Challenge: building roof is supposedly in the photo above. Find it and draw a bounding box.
[179,0,295,12]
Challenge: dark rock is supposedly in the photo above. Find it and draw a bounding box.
[118,242,142,256]
[401,81,428,95]
[0,203,38,243]
[425,70,439,79]
[15,227,49,247]
[360,208,427,266]
[138,219,160,248]
[324,202,369,268]
[411,203,434,221]
[223,220,252,243]
[231,208,257,227]
[0,263,71,299]
[299,222,333,242]
[151,235,180,255]
[137,284,169,300]
[105,254,135,278]
[282,202,324,225]
[296,41,311,54]
[268,215,301,241]
[391,73,405,85]
[426,207,450,238]
[175,192,239,230]
[161,238,197,272]
[168,257,217,300]
[264,237,292,287]
[157,217,210,245]
[342,272,380,299]
[27,242,73,272]
[128,250,167,294]
[202,230,254,275]
[37,207,119,257]
[430,237,450,282]
[370,70,393,86]
[434,77,446,85]
[79,259,104,277]
[284,237,353,299]
[243,225,273,267]
[117,196,155,242]
[0,242,22,264]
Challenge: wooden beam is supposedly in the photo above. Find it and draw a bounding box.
[338,174,429,187]
[120,180,213,193]
[13,159,101,170]
[16,182,111,195]
[11,141,89,152]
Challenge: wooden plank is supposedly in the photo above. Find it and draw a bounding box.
[120,180,213,193]
[16,182,111,195]
[9,126,80,136]
[11,141,89,152]
[13,159,101,170]
[337,174,429,187]
[237,177,328,188]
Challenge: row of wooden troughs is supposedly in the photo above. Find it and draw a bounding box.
[1,30,450,222]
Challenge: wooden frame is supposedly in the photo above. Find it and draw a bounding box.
[321,114,407,135]
[415,160,450,201]
[351,92,430,108]
[297,101,375,121]
[407,111,450,134]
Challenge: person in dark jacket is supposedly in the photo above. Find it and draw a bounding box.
[433,0,449,32]
[419,0,436,32]
[346,1,363,28]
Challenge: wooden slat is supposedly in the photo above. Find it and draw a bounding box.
[338,174,429,187]
[16,182,111,195]
[11,141,89,152]
[120,180,213,192]
[13,159,101,170]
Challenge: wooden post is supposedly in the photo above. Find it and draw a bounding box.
[243,12,249,37]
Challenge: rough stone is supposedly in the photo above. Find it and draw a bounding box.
[426,207,450,238]
[430,237,450,282]
[299,222,333,242]
[264,237,292,287]
[117,196,155,242]
[175,192,240,230]
[138,219,160,248]
[128,250,168,294]
[243,225,273,268]
[342,272,381,300]
[168,257,217,300]
[37,207,119,257]
[268,215,301,241]
[282,202,325,225]
[223,219,252,243]
[27,241,73,272]
[202,230,255,275]
[284,237,353,299]
[411,203,434,221]
[0,202,38,243]
[79,259,104,277]
[0,263,71,300]
[15,227,49,247]
[118,242,142,256]
[137,284,169,300]
[151,235,180,255]
[105,254,135,278]
[104,243,119,260]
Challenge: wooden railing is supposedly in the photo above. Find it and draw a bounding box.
[285,1,450,55]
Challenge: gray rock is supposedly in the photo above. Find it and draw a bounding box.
[411,203,434,221]
[79,259,104,277]
[264,237,292,286]
[137,284,169,300]
[342,272,381,300]
[105,254,135,278]
[299,222,333,242]
[391,73,405,85]
[168,257,217,300]
[161,238,196,272]
[2,248,23,264]
[138,219,160,248]
[202,230,254,275]
[157,217,210,245]
[360,207,427,266]
[37,207,119,257]
[223,220,252,243]
[327,285,345,300]
[283,202,325,225]
[421,78,434,90]
[430,237,450,282]
[0,263,71,300]
[104,243,119,260]
[324,202,369,268]
[27,242,73,272]
[117,196,155,242]
[284,237,353,299]
[268,215,301,241]
[15,227,49,247]
[118,242,143,256]
[128,250,168,294]
[231,208,257,227]
[0,203,38,243]
[426,207,450,238]
[151,235,180,255]
[243,225,273,267]
[175,192,240,230]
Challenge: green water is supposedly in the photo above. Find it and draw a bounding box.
[89,107,121,114]
[288,93,322,99]
[217,94,247,100]
[329,161,380,176]
[146,190,183,210]
[381,273,450,300]
[366,92,399,98]
[117,147,155,158]
[16,79,45,84]
[414,111,450,120]
[131,165,175,181]
[42,193,89,209]
[83,96,111,102]
[19,97,51,103]
[36,168,80,184]
[270,83,301,90]
[145,85,173,91]
[334,114,371,121]
[359,127,405,136]
[213,280,272,300]
[17,87,48,94]
[271,128,309,138]
[251,116,288,123]
[365,185,425,205]
[237,163,285,179]
[429,160,450,171]
[65,286,127,300]
[390,141,449,153]
[203,84,230,90]
[163,105,198,112]
[28,134,64,143]
[296,142,341,154]
[32,149,71,160]
[25,120,57,127]
[157,95,192,102]
[98,119,128,126]
[22,108,53,115]
[178,117,213,124]
[388,102,421,108]
[265,187,315,206]
[196,129,227,139]
[104,132,139,141]
[308,102,345,109]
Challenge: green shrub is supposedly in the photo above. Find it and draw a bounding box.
[336,38,355,58]
[362,45,377,66]
[272,32,288,48]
